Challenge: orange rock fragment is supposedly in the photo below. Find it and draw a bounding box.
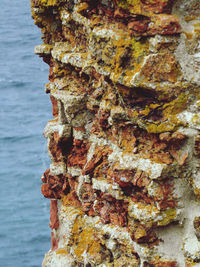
[149,14,181,35]
[169,149,188,166]
[41,169,69,199]
[128,219,157,243]
[141,0,175,14]
[49,200,59,230]
[41,183,55,199]
[128,19,149,34]
[145,261,177,267]
[83,146,112,175]
[51,232,59,251]
[140,53,180,83]
[50,96,58,118]
[129,14,181,36]
[67,139,90,168]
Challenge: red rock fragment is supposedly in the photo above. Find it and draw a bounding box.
[179,152,188,166]
[67,139,90,168]
[171,132,186,141]
[81,184,96,213]
[41,168,50,183]
[128,219,157,243]
[169,149,188,166]
[136,172,151,188]
[93,192,128,226]
[158,199,177,210]
[144,261,177,267]
[48,132,72,163]
[49,200,59,230]
[159,132,186,142]
[100,205,110,224]
[98,110,110,129]
[141,0,175,14]
[133,191,153,205]
[114,7,132,19]
[132,170,142,186]
[51,231,59,251]
[159,132,171,142]
[128,19,149,33]
[129,14,181,36]
[157,181,173,201]
[50,96,58,118]
[83,151,103,175]
[48,133,63,162]
[83,146,112,175]
[41,170,69,199]
[110,212,127,227]
[149,14,181,35]
[67,175,79,192]
[140,53,180,83]
[41,183,55,199]
[153,142,167,152]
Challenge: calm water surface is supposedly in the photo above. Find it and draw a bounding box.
[0,0,51,266]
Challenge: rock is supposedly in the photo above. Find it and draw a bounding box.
[41,170,69,199]
[32,0,200,265]
[51,232,59,251]
[49,200,59,230]
[128,14,181,36]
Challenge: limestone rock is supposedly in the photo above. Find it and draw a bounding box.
[31,0,200,266]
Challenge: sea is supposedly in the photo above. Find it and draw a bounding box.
[0,0,52,266]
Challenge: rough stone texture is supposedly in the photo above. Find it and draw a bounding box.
[31,0,200,266]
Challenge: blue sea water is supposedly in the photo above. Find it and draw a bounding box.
[0,0,52,266]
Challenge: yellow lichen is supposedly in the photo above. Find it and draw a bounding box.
[76,2,89,13]
[158,208,177,226]
[72,218,102,260]
[162,93,188,118]
[193,22,200,36]
[192,114,200,125]
[126,0,141,14]
[129,201,177,226]
[183,32,193,40]
[146,93,188,133]
[40,0,63,7]
[184,15,197,22]
[185,259,200,266]
[194,29,200,36]
[116,0,169,15]
[130,37,149,60]
[193,187,200,200]
[193,22,200,28]
[116,0,141,14]
[146,121,176,133]
[140,106,151,116]
[56,248,69,255]
[110,35,149,83]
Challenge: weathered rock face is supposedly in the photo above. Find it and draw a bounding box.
[31,0,200,266]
